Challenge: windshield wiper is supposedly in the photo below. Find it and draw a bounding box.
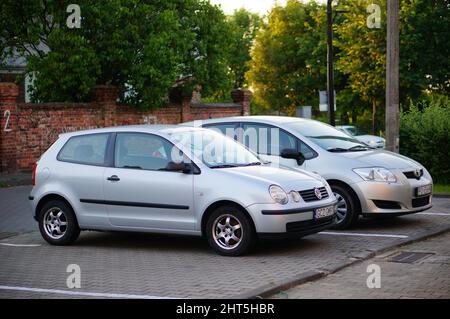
[209,164,240,169]
[327,147,349,152]
[348,145,373,151]
[243,162,262,167]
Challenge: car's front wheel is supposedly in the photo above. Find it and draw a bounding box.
[206,206,255,256]
[331,185,359,229]
[38,199,80,245]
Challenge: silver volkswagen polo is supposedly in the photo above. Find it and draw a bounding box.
[183,116,433,229]
[29,125,337,256]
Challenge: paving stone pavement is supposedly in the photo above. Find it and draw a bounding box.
[270,231,450,299]
[0,186,449,299]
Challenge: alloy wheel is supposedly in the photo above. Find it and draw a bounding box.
[212,214,243,250]
[43,207,68,239]
[333,192,348,224]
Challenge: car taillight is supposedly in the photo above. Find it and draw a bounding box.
[32,163,37,186]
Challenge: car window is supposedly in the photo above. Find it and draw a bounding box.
[203,123,240,141]
[58,133,109,165]
[298,140,317,160]
[242,123,296,156]
[115,133,180,171]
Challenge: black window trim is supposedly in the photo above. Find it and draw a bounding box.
[112,131,201,174]
[56,132,113,167]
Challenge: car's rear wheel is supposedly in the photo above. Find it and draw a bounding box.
[206,206,255,256]
[331,185,359,229]
[38,199,80,245]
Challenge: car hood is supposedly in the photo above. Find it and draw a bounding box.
[220,165,324,190]
[338,150,422,170]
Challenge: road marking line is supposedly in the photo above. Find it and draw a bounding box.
[0,285,174,299]
[0,243,41,247]
[417,212,450,216]
[319,231,408,239]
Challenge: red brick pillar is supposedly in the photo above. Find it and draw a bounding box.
[94,85,117,127]
[181,94,193,123]
[231,89,253,116]
[0,83,19,173]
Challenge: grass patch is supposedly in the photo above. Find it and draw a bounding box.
[434,184,450,195]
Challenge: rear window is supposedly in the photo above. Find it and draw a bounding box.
[57,133,109,166]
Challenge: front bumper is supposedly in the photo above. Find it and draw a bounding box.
[246,198,337,234]
[352,170,433,215]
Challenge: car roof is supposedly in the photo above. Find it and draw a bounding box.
[182,115,317,127]
[59,124,206,138]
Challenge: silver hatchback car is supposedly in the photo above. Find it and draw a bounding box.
[183,116,433,229]
[29,125,337,256]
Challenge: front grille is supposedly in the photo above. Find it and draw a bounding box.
[404,169,423,180]
[412,195,430,208]
[286,216,334,233]
[373,200,401,210]
[298,187,329,202]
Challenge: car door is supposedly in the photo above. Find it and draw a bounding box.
[241,123,307,169]
[56,133,111,226]
[104,132,195,231]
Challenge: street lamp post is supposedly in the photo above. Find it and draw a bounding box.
[326,0,335,126]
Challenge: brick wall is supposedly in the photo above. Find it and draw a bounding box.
[0,83,252,173]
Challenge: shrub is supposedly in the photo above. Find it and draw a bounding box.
[400,95,450,184]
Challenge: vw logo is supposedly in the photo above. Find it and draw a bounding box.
[314,187,322,199]
[414,169,422,179]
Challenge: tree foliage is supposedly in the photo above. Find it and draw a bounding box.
[227,8,262,89]
[247,0,449,125]
[247,0,327,115]
[0,0,231,109]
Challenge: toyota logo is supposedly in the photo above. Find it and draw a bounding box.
[314,187,322,199]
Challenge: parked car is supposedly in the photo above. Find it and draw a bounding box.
[183,116,433,229]
[336,125,385,149]
[29,125,337,256]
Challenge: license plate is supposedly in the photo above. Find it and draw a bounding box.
[416,184,432,197]
[314,205,336,219]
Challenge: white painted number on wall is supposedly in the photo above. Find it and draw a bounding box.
[367,4,381,29]
[66,264,81,289]
[3,110,12,132]
[366,263,381,289]
[66,4,81,29]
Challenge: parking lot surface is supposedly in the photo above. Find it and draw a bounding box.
[0,186,449,298]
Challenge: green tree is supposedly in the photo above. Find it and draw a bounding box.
[228,8,262,89]
[335,0,386,134]
[247,0,327,115]
[0,0,231,109]
[400,0,450,99]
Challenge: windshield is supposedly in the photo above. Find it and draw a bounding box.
[285,121,370,152]
[344,126,358,136]
[169,129,261,168]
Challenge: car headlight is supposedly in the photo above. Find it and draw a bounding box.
[269,185,289,205]
[353,167,397,183]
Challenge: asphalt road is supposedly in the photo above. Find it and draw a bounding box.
[0,186,449,298]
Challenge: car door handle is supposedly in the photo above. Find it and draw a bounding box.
[107,175,120,182]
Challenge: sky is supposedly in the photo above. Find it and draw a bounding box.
[209,0,326,15]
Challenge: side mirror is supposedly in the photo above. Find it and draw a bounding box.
[165,162,193,174]
[280,148,305,166]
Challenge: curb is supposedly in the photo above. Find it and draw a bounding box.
[433,194,450,198]
[235,225,450,299]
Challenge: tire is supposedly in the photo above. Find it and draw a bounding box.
[331,184,359,230]
[38,199,80,245]
[205,205,255,256]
